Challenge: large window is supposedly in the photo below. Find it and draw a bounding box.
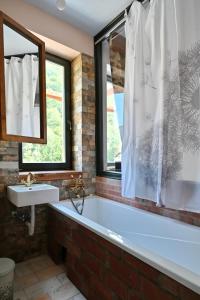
[19,54,71,171]
[95,22,125,178]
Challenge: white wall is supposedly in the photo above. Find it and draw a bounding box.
[0,0,94,57]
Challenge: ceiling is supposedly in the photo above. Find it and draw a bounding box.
[24,0,133,36]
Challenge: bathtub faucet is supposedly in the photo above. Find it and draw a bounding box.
[68,175,85,215]
[74,201,82,210]
[68,174,85,198]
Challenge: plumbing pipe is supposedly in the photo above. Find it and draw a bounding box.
[26,205,35,236]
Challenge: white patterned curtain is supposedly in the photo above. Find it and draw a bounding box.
[4,54,39,137]
[122,0,200,212]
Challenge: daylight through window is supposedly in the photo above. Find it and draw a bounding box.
[19,54,71,170]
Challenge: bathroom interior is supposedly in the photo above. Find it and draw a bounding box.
[0,0,200,299]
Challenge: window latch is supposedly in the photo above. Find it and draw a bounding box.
[67,120,72,131]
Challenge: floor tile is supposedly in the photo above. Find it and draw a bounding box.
[14,290,28,300]
[71,294,87,300]
[31,293,51,300]
[56,273,69,285]
[14,255,86,300]
[28,256,55,273]
[15,261,34,278]
[14,273,39,290]
[35,265,64,281]
[49,281,79,300]
[24,277,61,300]
[26,255,50,264]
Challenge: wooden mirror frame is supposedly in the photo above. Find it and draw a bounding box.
[0,11,47,144]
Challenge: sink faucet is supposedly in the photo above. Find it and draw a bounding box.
[21,172,36,187]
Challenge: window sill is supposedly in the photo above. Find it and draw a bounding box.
[19,170,82,182]
[97,170,121,180]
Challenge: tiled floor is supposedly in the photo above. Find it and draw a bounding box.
[14,255,86,300]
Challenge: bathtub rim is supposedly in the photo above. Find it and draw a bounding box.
[49,195,200,295]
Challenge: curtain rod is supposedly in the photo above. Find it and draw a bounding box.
[95,18,126,45]
[5,57,39,64]
[94,0,150,46]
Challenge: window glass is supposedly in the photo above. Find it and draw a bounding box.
[22,60,66,163]
[102,25,125,172]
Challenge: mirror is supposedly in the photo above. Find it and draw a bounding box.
[0,11,46,143]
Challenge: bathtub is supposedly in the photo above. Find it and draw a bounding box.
[50,195,200,295]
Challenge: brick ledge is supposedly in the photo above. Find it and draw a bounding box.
[19,170,82,181]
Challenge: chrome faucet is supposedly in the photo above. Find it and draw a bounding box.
[21,172,36,187]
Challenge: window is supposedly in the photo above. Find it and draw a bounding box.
[95,22,125,178]
[19,54,71,171]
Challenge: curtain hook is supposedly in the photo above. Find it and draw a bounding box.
[124,8,128,18]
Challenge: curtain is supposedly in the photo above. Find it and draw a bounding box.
[122,0,200,212]
[4,54,39,137]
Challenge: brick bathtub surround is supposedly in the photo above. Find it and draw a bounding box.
[48,208,199,300]
[96,177,200,227]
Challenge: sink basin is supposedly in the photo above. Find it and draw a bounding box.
[7,184,59,207]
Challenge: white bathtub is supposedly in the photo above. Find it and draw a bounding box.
[50,196,200,294]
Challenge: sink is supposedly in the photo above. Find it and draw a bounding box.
[7,184,59,207]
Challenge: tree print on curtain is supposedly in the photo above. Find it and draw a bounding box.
[137,41,200,202]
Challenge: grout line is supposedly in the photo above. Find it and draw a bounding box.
[14,256,84,300]
[66,292,81,300]
[66,291,82,300]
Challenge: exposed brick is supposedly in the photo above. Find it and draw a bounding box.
[74,259,91,283]
[66,240,81,259]
[82,252,103,278]
[80,233,107,262]
[71,54,95,195]
[180,286,200,300]
[141,277,177,300]
[159,274,181,297]
[67,266,85,295]
[66,253,77,269]
[99,236,122,258]
[128,290,142,300]
[109,256,140,290]
[123,251,141,270]
[104,273,128,300]
[139,260,160,282]
[89,277,113,300]
[74,261,90,299]
[48,208,200,300]
[79,225,97,240]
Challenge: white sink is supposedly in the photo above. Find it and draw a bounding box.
[7,184,59,207]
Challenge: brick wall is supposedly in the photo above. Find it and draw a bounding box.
[72,54,96,195]
[0,141,49,262]
[48,208,200,300]
[0,53,96,262]
[96,177,200,227]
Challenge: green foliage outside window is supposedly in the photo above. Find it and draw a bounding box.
[107,93,121,163]
[23,60,65,163]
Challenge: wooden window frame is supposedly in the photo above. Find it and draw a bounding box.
[95,11,127,179]
[0,10,46,143]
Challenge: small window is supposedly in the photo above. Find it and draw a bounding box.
[19,54,71,171]
[96,23,125,178]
